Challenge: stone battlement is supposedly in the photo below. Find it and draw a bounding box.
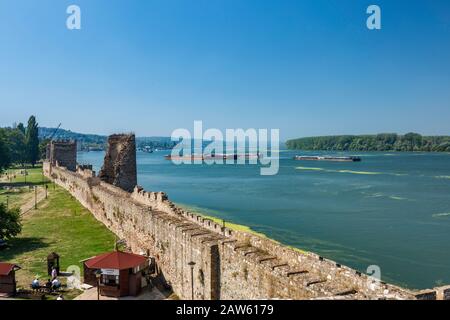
[76,165,96,178]
[131,187,234,237]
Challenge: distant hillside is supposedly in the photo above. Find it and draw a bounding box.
[39,127,107,150]
[38,127,174,151]
[286,133,450,152]
[136,136,176,151]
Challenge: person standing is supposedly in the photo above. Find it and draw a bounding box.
[51,267,58,280]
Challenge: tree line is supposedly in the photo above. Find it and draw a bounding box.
[0,115,42,173]
[286,133,450,152]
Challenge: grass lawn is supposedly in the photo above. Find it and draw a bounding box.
[1,165,49,185]
[0,187,32,207]
[0,178,117,299]
[1,165,52,208]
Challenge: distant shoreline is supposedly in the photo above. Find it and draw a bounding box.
[286,133,450,152]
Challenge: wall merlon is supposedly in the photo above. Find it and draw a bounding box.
[243,250,260,257]
[202,237,225,245]
[271,263,289,271]
[173,222,193,229]
[287,270,309,277]
[191,232,214,238]
[307,278,327,287]
[220,239,238,245]
[233,243,252,251]
[181,227,203,235]
[76,164,96,178]
[257,256,277,263]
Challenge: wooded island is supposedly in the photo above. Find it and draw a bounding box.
[286,133,450,152]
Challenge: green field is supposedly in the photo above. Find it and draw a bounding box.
[0,187,31,207]
[0,168,116,299]
[0,166,50,206]
[1,166,49,185]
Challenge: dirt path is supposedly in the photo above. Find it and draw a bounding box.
[20,188,48,215]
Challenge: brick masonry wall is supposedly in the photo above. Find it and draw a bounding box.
[45,162,433,300]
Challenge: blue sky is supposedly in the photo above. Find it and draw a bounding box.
[0,0,449,140]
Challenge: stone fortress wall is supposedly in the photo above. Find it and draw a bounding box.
[46,140,77,172]
[98,134,137,192]
[43,136,450,300]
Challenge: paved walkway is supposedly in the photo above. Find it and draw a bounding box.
[74,286,166,300]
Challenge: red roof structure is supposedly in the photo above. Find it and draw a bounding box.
[84,251,147,270]
[0,263,21,276]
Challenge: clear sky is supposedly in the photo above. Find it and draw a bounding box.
[0,0,449,140]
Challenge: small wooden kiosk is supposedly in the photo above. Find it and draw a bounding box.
[83,251,149,297]
[0,262,21,296]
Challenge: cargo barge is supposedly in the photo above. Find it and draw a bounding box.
[294,155,361,162]
[165,153,262,161]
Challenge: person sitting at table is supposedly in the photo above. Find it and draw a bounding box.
[31,277,40,290]
[52,278,61,291]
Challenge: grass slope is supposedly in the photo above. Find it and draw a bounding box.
[0,184,116,295]
[0,166,50,207]
[1,166,49,185]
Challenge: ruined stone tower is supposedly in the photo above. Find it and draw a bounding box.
[98,134,137,192]
[47,140,77,171]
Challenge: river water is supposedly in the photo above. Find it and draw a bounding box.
[78,150,450,289]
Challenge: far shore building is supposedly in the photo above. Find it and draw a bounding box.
[82,251,149,298]
[0,262,21,296]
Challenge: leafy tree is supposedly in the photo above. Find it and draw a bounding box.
[0,129,11,173]
[7,128,27,166]
[26,115,40,167]
[0,203,22,240]
[39,138,50,160]
[17,122,26,135]
[404,132,423,151]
